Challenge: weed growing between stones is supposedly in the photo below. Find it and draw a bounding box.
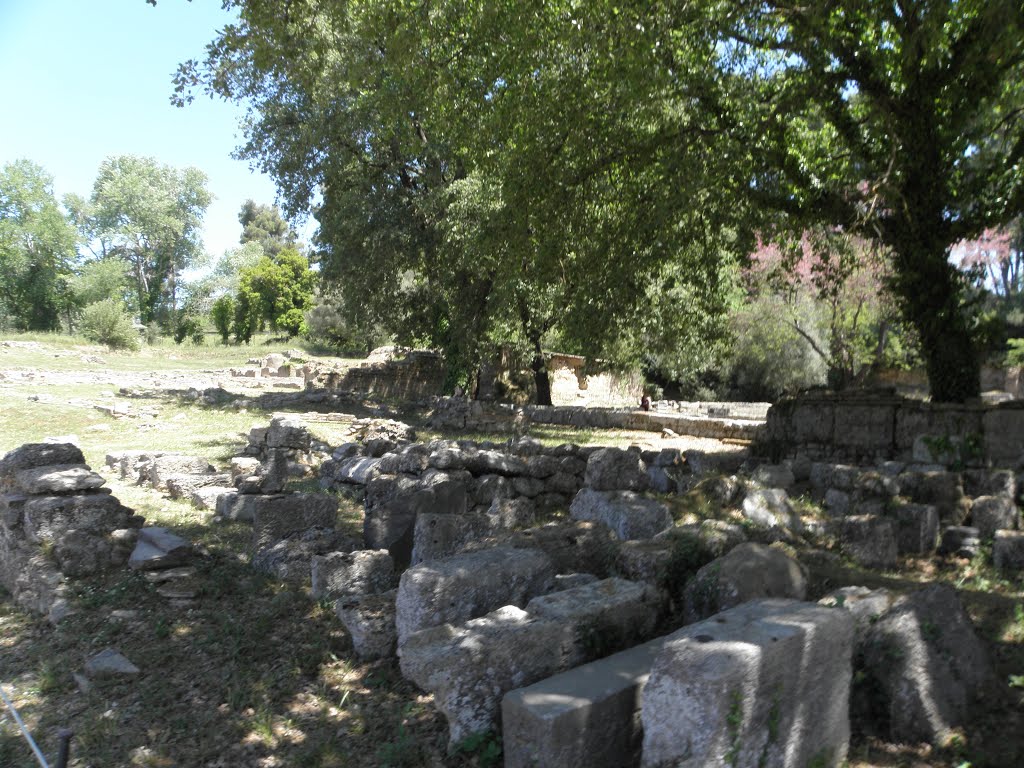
[725,688,744,767]
[451,730,502,767]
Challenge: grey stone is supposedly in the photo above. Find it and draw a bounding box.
[252,527,357,582]
[214,492,261,521]
[525,577,662,665]
[472,474,515,505]
[683,542,807,624]
[751,463,795,489]
[569,488,673,541]
[335,589,398,660]
[311,549,395,600]
[410,511,491,565]
[824,488,852,517]
[684,449,746,477]
[889,502,939,555]
[503,637,664,768]
[15,464,106,495]
[463,449,527,477]
[615,538,675,587]
[524,455,561,479]
[427,448,466,471]
[971,494,1019,539]
[994,530,1024,570]
[854,471,900,499]
[512,475,546,498]
[740,487,802,532]
[266,414,311,450]
[84,648,140,680]
[395,546,555,643]
[899,470,968,525]
[584,448,649,492]
[128,527,192,571]
[545,471,582,495]
[365,479,468,567]
[809,462,859,493]
[166,472,232,500]
[190,485,235,511]
[23,493,135,544]
[552,573,599,591]
[53,530,119,577]
[399,606,574,746]
[485,497,536,530]
[819,586,896,642]
[641,599,853,768]
[251,493,340,553]
[698,474,743,507]
[0,443,85,490]
[860,584,995,744]
[506,521,620,577]
[840,515,898,569]
[377,447,429,475]
[963,469,1016,499]
[939,525,981,558]
[145,454,215,490]
[333,456,382,485]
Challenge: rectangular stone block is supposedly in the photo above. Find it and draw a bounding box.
[641,599,853,768]
[994,530,1024,571]
[251,492,339,552]
[890,503,939,555]
[503,636,664,768]
[833,403,896,454]
[983,407,1024,468]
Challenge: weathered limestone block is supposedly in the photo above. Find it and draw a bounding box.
[512,475,546,498]
[230,456,261,481]
[524,455,561,479]
[190,485,235,512]
[365,479,468,567]
[266,414,311,450]
[14,465,106,495]
[472,474,515,505]
[683,542,807,624]
[463,449,527,477]
[251,527,356,582]
[809,463,859,494]
[214,492,262,522]
[335,589,398,660]
[888,502,939,555]
[128,527,192,571]
[399,606,574,746]
[939,525,981,558]
[377,445,429,475]
[750,463,795,489]
[819,586,896,642]
[584,448,649,492]
[0,443,85,490]
[994,530,1024,571]
[145,454,215,490]
[486,497,536,530]
[506,521,620,577]
[982,406,1024,468]
[427,448,466,471]
[898,470,968,525]
[963,468,1016,499]
[824,488,852,517]
[860,584,995,744]
[251,492,340,553]
[740,487,802,533]
[502,637,664,768]
[683,449,746,477]
[569,488,673,541]
[525,577,663,666]
[833,402,896,454]
[333,457,381,485]
[311,549,395,601]
[410,511,491,565]
[23,494,136,544]
[970,495,1020,540]
[641,599,854,768]
[166,472,232,500]
[395,546,555,644]
[839,515,898,569]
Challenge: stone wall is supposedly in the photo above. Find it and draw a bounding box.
[547,353,645,407]
[316,350,448,402]
[758,391,1024,466]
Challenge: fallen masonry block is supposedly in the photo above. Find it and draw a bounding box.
[395,546,554,644]
[166,472,232,500]
[641,599,854,768]
[970,495,1020,540]
[505,521,620,578]
[365,479,468,567]
[889,502,939,555]
[1,443,86,489]
[214,492,262,522]
[859,584,995,744]
[23,493,136,545]
[839,515,898,569]
[569,488,673,541]
[251,492,340,553]
[128,527,192,571]
[584,447,649,492]
[410,511,492,565]
[252,528,358,582]
[503,636,665,768]
[15,464,106,495]
[683,542,807,624]
[939,525,981,559]
[145,454,216,491]
[311,549,395,601]
[399,606,575,747]
[335,589,398,660]
[524,577,663,667]
[190,485,235,512]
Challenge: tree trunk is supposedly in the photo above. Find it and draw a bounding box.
[890,245,980,402]
[530,338,552,406]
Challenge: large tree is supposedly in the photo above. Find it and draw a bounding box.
[238,199,296,257]
[79,154,211,325]
[0,159,78,330]
[719,0,1024,400]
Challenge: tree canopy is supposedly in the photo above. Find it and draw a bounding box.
[179,0,1024,402]
[0,159,78,330]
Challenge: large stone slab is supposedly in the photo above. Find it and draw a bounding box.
[251,493,340,553]
[364,478,467,567]
[859,584,995,744]
[641,599,854,768]
[970,494,1019,540]
[399,606,573,746]
[839,515,898,569]
[505,521,620,577]
[0,443,85,490]
[310,549,395,601]
[395,546,554,644]
[23,493,136,544]
[994,530,1024,571]
[584,448,649,492]
[410,511,492,565]
[15,464,106,495]
[569,488,673,541]
[889,502,939,555]
[128,527,192,571]
[683,542,807,624]
[335,589,398,660]
[503,637,664,768]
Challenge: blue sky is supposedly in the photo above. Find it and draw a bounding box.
[0,0,295,258]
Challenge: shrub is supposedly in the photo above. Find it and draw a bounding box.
[211,295,235,343]
[80,299,140,351]
[173,314,205,345]
[1007,338,1024,367]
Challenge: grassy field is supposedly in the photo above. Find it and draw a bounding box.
[1,334,1023,767]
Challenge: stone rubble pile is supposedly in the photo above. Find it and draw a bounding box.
[1,442,144,621]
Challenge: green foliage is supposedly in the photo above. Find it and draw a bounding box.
[0,159,78,330]
[238,199,296,257]
[1007,339,1024,367]
[234,247,316,339]
[452,731,502,768]
[70,257,132,310]
[173,313,205,345]
[81,154,211,325]
[211,295,235,344]
[79,298,140,351]
[303,295,391,355]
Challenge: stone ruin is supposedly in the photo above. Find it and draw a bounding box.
[4,389,1017,765]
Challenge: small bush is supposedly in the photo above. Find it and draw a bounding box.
[79,299,140,351]
[1007,338,1024,367]
[174,314,205,345]
[211,296,235,344]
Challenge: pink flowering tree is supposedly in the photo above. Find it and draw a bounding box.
[955,223,1022,297]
